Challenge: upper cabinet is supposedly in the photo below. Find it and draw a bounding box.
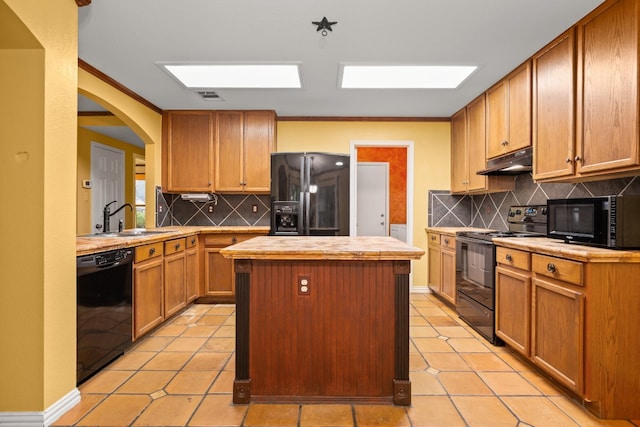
[162,110,276,193]
[534,0,640,182]
[451,95,514,194]
[162,111,215,192]
[533,29,577,181]
[575,0,640,177]
[215,110,276,193]
[486,60,532,159]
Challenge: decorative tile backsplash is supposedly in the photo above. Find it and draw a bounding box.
[428,174,640,231]
[156,187,271,227]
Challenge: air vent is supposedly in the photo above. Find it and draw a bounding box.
[195,90,223,101]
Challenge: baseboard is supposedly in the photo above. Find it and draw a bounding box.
[0,388,80,427]
[411,285,429,294]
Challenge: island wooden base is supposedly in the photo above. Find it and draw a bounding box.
[232,258,412,406]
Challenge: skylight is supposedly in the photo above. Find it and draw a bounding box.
[161,64,302,88]
[340,65,477,89]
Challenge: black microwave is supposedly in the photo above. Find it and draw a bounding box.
[547,195,640,249]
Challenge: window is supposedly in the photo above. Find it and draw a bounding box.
[135,177,145,228]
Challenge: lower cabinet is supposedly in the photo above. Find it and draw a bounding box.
[426,231,456,305]
[133,241,164,340]
[202,232,266,300]
[164,237,186,318]
[185,235,199,303]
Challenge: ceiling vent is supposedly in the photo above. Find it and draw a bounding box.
[195,90,223,101]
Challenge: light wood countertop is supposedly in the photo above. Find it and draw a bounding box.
[425,227,492,236]
[220,236,425,261]
[492,237,640,263]
[76,226,270,256]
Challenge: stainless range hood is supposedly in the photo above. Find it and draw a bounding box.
[477,147,532,175]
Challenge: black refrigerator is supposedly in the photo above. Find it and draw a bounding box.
[270,152,350,236]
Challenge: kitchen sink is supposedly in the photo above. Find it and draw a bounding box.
[80,229,173,238]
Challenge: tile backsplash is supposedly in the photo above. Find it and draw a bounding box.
[428,174,640,231]
[156,187,271,227]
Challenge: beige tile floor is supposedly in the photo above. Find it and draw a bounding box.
[54,293,640,427]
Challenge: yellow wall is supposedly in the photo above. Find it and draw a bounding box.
[277,120,451,288]
[77,126,145,234]
[78,70,162,228]
[0,0,77,411]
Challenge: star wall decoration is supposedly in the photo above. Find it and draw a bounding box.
[312,17,338,36]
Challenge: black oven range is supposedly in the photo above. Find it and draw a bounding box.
[455,205,547,345]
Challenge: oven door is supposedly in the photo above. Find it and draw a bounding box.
[455,235,502,344]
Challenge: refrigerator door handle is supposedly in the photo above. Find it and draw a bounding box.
[304,192,310,235]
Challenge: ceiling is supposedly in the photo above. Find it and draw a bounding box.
[77,0,603,143]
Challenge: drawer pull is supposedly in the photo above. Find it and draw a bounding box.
[232,237,237,243]
[149,247,155,256]
[547,263,556,273]
[444,238,450,244]
[175,243,181,250]
[431,235,436,241]
[191,238,196,245]
[505,254,512,262]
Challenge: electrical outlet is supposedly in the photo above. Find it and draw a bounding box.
[208,205,214,213]
[298,276,310,295]
[252,204,258,213]
[158,205,163,212]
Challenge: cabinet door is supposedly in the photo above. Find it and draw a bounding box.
[440,246,456,305]
[204,247,234,296]
[215,111,244,192]
[507,61,532,153]
[133,258,164,340]
[486,80,508,159]
[577,0,640,175]
[243,111,275,192]
[495,265,531,356]
[450,108,468,193]
[532,277,584,394]
[427,243,442,293]
[164,251,186,318]
[533,29,576,180]
[185,240,199,303]
[162,111,214,192]
[466,95,488,191]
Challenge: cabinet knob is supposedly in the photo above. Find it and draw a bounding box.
[232,237,237,243]
[547,263,556,273]
[565,157,572,163]
[444,238,450,244]
[175,243,181,250]
[191,238,196,245]
[505,254,512,262]
[574,156,582,162]
[149,247,155,256]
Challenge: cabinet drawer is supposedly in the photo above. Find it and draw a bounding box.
[532,254,583,286]
[185,235,198,248]
[203,234,254,247]
[441,235,456,249]
[135,242,164,263]
[165,238,186,255]
[427,233,441,245]
[496,246,530,271]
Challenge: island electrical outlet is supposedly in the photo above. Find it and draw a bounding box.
[298,276,310,295]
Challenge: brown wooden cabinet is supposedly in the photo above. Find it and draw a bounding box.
[185,235,199,303]
[486,60,532,158]
[133,242,164,340]
[495,247,531,356]
[163,238,186,318]
[426,231,456,305]
[202,231,267,300]
[451,96,514,194]
[575,0,640,178]
[215,110,276,193]
[163,110,275,193]
[533,29,577,181]
[162,111,215,192]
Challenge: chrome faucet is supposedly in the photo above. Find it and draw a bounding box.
[103,201,133,233]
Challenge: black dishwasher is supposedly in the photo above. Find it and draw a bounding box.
[77,248,133,384]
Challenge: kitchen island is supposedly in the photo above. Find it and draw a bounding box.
[220,236,424,406]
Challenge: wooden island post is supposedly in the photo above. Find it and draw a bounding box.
[220,236,424,406]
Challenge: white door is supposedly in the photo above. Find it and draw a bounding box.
[91,142,125,233]
[356,162,389,236]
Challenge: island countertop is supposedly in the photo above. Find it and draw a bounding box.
[220,236,425,261]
